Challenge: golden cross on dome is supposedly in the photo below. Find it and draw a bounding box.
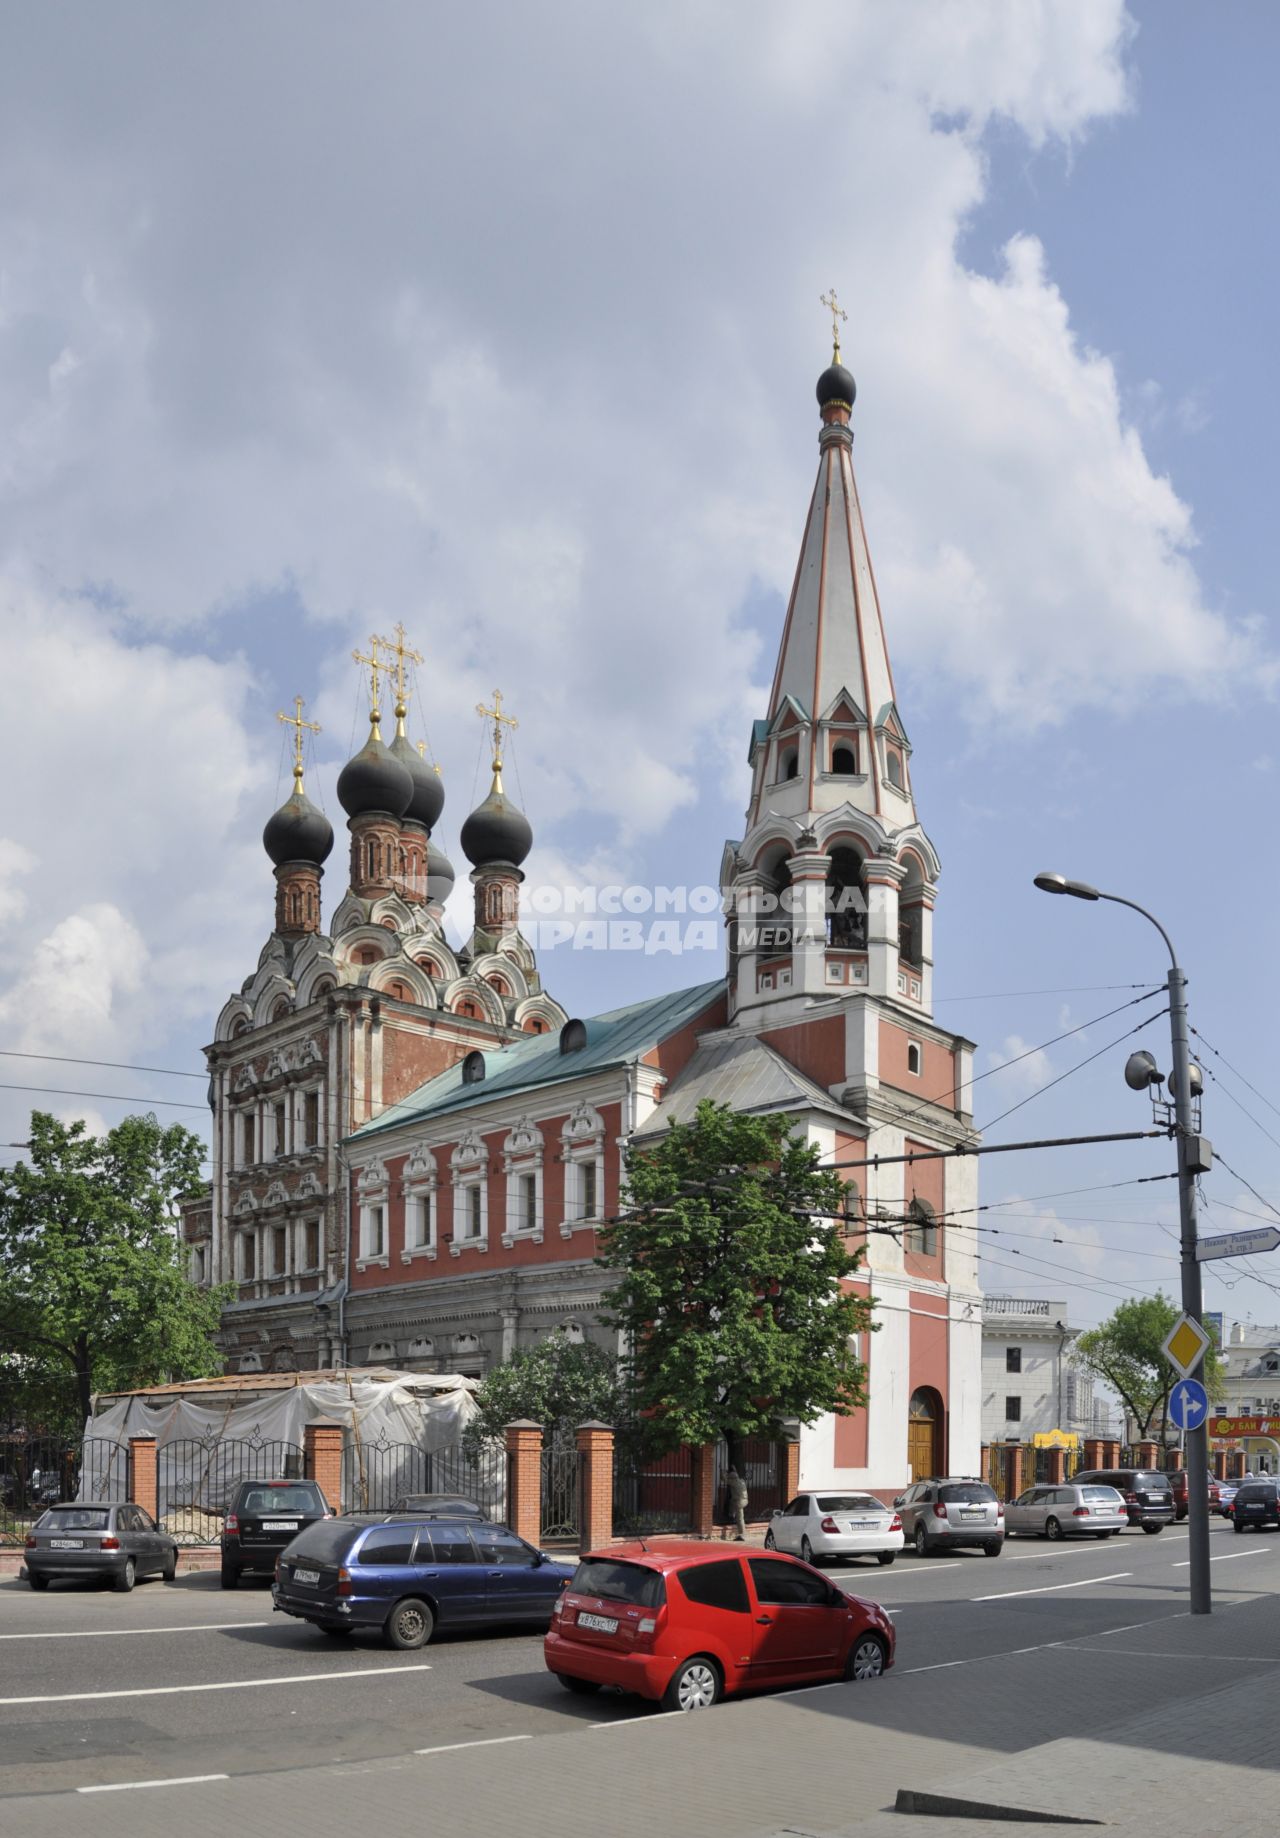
[276,696,321,793]
[374,620,424,709]
[352,637,393,732]
[820,286,848,363]
[416,740,443,776]
[476,688,518,770]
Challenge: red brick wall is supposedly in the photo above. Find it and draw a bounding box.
[381,1024,475,1107]
[643,993,728,1082]
[760,1015,846,1089]
[879,1021,956,1109]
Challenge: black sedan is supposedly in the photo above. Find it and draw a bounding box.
[24,1502,178,1591]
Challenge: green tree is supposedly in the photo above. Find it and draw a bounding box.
[1073,1292,1225,1448]
[461,1333,627,1456]
[597,1101,873,1462]
[0,1111,230,1425]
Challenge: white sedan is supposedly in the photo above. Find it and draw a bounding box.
[764,1491,904,1566]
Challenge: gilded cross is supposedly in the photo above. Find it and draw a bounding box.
[276,696,321,792]
[476,688,518,767]
[352,637,393,718]
[416,740,443,777]
[820,286,848,363]
[374,620,424,707]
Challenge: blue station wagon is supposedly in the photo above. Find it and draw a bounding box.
[272,1515,576,1649]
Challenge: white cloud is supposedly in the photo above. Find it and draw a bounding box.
[0,903,147,1054]
[985,1033,1056,1100]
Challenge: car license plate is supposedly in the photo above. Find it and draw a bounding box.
[961,1509,984,1519]
[50,1538,83,1549]
[849,1520,879,1530]
[264,1521,299,1531]
[578,1612,618,1634]
[292,1568,321,1585]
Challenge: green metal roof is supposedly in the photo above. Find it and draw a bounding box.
[349,978,726,1142]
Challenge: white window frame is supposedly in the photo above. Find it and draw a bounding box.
[450,1130,489,1256]
[297,1215,323,1273]
[502,1117,544,1247]
[560,1102,605,1238]
[355,1157,390,1270]
[401,1145,438,1264]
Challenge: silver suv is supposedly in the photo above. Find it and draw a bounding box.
[894,1478,1004,1556]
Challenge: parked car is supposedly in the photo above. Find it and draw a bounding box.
[24,1501,178,1591]
[894,1479,1004,1556]
[1072,1468,1174,1532]
[1004,1482,1128,1541]
[544,1542,895,1711]
[1231,1480,1280,1533]
[764,1492,903,1566]
[1170,1470,1220,1520]
[385,1493,489,1519]
[273,1515,574,1647]
[221,1478,332,1588]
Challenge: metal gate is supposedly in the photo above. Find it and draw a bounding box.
[77,1439,133,1504]
[342,1433,505,1517]
[158,1434,304,1544]
[0,1437,79,1546]
[540,1443,579,1541]
[714,1439,785,1523]
[613,1444,693,1536]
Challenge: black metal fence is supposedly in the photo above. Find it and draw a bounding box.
[158,1435,304,1545]
[613,1444,693,1536]
[342,1434,505,1517]
[540,1444,579,1541]
[0,1437,80,1546]
[714,1438,786,1523]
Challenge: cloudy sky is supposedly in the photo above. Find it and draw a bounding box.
[2,1,1278,1338]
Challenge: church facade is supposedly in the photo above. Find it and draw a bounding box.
[185,337,983,1494]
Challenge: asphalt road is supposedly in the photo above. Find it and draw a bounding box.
[0,1512,1271,1802]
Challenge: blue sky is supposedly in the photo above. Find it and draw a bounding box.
[1,2,1277,1339]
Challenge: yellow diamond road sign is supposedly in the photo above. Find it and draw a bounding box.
[1162,1313,1211,1380]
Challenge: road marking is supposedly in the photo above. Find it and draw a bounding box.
[1003,1545,1123,1561]
[77,1775,230,1795]
[1171,1550,1271,1567]
[973,1571,1131,1603]
[0,1622,273,1641]
[1077,1646,1279,1663]
[414,1736,531,1757]
[0,1664,431,1706]
[853,1562,963,1582]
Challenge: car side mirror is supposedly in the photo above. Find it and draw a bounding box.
[892,1496,904,1509]
[771,1509,782,1520]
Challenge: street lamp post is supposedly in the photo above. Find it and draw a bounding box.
[1033,872,1212,1616]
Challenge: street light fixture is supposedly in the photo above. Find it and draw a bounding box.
[1033,871,1213,1616]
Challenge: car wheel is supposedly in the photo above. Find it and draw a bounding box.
[1142,1524,1163,1535]
[763,1529,776,1550]
[982,1542,1002,1557]
[1045,1517,1063,1542]
[114,1558,136,1594]
[386,1598,435,1650]
[914,1524,930,1557]
[877,1552,896,1567]
[800,1535,816,1565]
[554,1673,600,1695]
[220,1563,239,1590]
[844,1634,888,1681]
[161,1551,177,1581]
[27,1573,49,1591]
[662,1656,721,1712]
[1233,1520,1245,1534]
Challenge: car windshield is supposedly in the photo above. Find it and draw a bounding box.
[815,1495,884,1513]
[240,1485,323,1514]
[282,1520,360,1565]
[570,1559,665,1608]
[938,1485,995,1504]
[42,1507,110,1530]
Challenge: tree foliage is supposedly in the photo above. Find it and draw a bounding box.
[0,1112,230,1425]
[1073,1291,1224,1445]
[597,1101,873,1457]
[461,1333,627,1455]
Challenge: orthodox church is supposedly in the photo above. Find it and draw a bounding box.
[183,326,983,1494]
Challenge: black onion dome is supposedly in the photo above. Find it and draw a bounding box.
[460,782,533,868]
[426,838,456,904]
[263,789,334,867]
[336,732,414,819]
[390,733,445,831]
[816,361,856,412]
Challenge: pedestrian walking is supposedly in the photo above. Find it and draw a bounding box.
[725,1465,748,1541]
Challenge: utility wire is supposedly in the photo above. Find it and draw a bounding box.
[1191,1026,1280,1125]
[1198,1062,1280,1156]
[935,983,1159,1004]
[0,1049,205,1080]
[1211,1150,1280,1227]
[0,1082,208,1113]
[977,1007,1168,1134]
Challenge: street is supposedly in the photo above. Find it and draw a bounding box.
[2,1511,1277,1835]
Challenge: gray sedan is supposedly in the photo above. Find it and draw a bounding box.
[24,1501,178,1591]
[1005,1483,1128,1541]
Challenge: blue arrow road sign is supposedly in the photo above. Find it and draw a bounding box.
[1169,1377,1209,1431]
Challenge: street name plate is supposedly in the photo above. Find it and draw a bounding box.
[1196,1225,1280,1263]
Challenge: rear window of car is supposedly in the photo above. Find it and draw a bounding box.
[284,1519,361,1566]
[570,1559,665,1608]
[938,1484,996,1504]
[815,1495,884,1513]
[237,1483,325,1514]
[676,1560,749,1614]
[42,1507,110,1530]
[1236,1484,1277,1503]
[1132,1473,1170,1492]
[1082,1488,1123,1503]
[356,1526,418,1565]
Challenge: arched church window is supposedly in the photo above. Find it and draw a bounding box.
[780,748,799,781]
[905,1198,938,1258]
[885,746,905,790]
[831,744,857,775]
[826,847,867,949]
[456,999,478,1019]
[488,976,508,998]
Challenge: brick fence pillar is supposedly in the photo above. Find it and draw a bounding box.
[130,1436,157,1521]
[304,1420,345,1514]
[1046,1447,1066,1485]
[690,1443,717,1538]
[1101,1439,1121,1466]
[1165,1448,1185,1472]
[1136,1440,1159,1469]
[1082,1438,1103,1469]
[1007,1443,1027,1501]
[505,1420,543,1546]
[1228,1449,1246,1479]
[575,1421,614,1555]
[782,1437,801,1503]
[1212,1449,1228,1481]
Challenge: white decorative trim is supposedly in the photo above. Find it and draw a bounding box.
[400,1245,438,1264]
[355,1254,391,1272]
[355,1156,389,1197]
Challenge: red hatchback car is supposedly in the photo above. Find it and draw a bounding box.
[544,1541,895,1712]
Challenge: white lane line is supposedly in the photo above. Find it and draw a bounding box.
[974,1570,1131,1603]
[414,1736,532,1757]
[1171,1550,1271,1567]
[77,1775,229,1795]
[590,1713,662,1728]
[863,1561,963,1579]
[1003,1545,1123,1561]
[0,1622,273,1641]
[1078,1647,1280,1663]
[0,1663,431,1706]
